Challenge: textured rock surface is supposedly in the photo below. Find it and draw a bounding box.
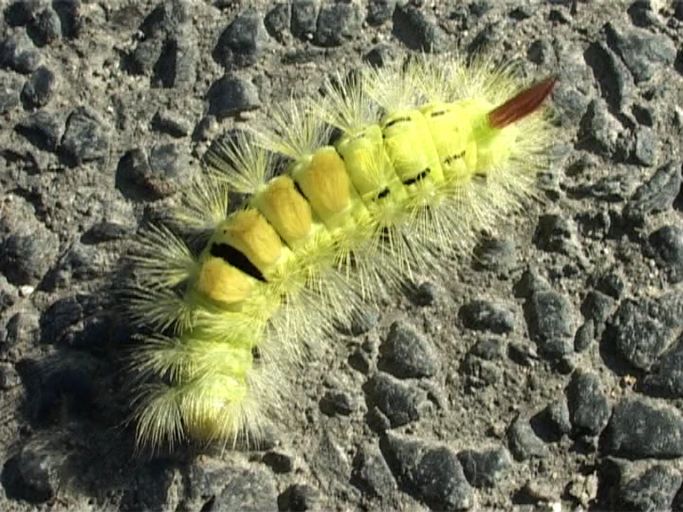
[1,1,682,510]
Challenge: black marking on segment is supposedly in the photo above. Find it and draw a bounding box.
[383,116,411,130]
[429,110,447,118]
[402,168,431,186]
[293,180,308,200]
[443,150,466,166]
[473,173,487,183]
[376,187,390,200]
[210,243,267,282]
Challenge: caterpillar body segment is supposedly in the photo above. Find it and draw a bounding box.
[125,56,556,450]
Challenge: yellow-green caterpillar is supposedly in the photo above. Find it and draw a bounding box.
[123,54,556,450]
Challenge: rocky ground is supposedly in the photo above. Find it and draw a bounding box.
[0,0,682,510]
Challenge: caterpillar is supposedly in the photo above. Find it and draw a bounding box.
[123,54,557,450]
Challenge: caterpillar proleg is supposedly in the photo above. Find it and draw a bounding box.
[124,54,557,450]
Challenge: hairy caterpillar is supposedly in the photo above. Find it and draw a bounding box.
[123,54,557,450]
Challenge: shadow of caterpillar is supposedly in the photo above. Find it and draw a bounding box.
[122,54,557,451]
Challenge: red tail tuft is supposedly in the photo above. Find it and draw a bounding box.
[488,76,557,129]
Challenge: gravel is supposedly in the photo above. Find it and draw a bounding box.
[1,0,683,510]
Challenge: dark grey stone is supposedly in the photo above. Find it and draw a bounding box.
[1,311,40,350]
[410,281,437,306]
[312,432,351,483]
[581,290,616,335]
[607,295,682,371]
[462,347,504,388]
[527,39,555,65]
[262,450,294,474]
[45,242,104,290]
[617,464,683,512]
[596,272,625,299]
[470,337,506,361]
[207,75,260,118]
[548,7,572,24]
[632,103,654,126]
[3,0,41,27]
[61,106,109,165]
[367,0,397,25]
[467,22,503,56]
[507,341,540,367]
[26,352,101,420]
[1,439,67,503]
[628,0,658,27]
[290,0,318,40]
[648,225,683,284]
[604,398,683,458]
[643,336,683,397]
[320,389,356,416]
[38,294,104,347]
[534,214,581,258]
[214,9,268,68]
[552,83,590,123]
[84,217,135,243]
[0,230,59,286]
[183,457,278,512]
[507,415,548,460]
[574,320,595,352]
[541,399,572,439]
[0,274,19,314]
[118,462,179,512]
[624,162,681,224]
[138,0,190,39]
[515,267,550,299]
[473,238,516,274]
[565,371,610,437]
[525,289,575,359]
[392,5,448,53]
[348,347,372,374]
[378,322,438,379]
[457,447,512,488]
[632,126,657,166]
[578,99,622,158]
[151,110,191,137]
[278,484,320,512]
[577,172,637,202]
[192,114,217,142]
[0,33,41,73]
[147,142,189,193]
[30,9,62,47]
[460,300,515,334]
[130,38,164,75]
[363,43,397,68]
[314,3,362,47]
[583,42,634,112]
[510,5,533,20]
[21,65,56,108]
[51,0,82,39]
[264,3,290,42]
[16,110,64,151]
[128,0,196,88]
[381,433,474,511]
[351,444,397,498]
[364,372,429,429]
[117,144,190,200]
[605,22,677,83]
[676,0,683,20]
[153,28,197,88]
